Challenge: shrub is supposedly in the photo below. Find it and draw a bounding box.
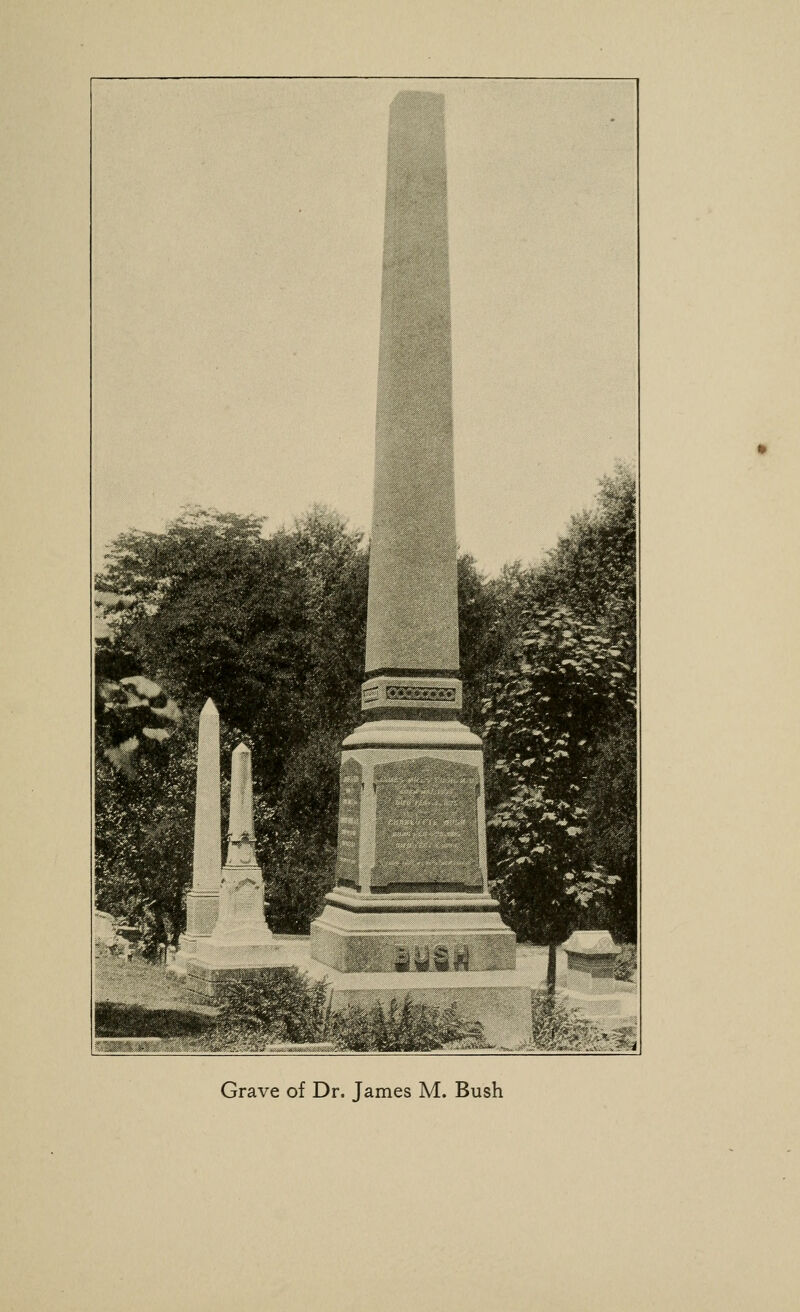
[209,967,331,1050]
[261,834,335,935]
[201,967,487,1053]
[614,942,637,982]
[530,990,636,1053]
[330,996,485,1052]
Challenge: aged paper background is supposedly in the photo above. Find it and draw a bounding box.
[3,3,798,1310]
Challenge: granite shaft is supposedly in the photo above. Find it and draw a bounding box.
[365,91,459,677]
[228,742,255,847]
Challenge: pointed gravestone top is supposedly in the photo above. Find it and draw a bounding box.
[200,697,218,717]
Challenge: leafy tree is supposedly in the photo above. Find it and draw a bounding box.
[509,461,636,660]
[584,715,637,942]
[94,590,181,774]
[94,722,195,951]
[275,506,368,843]
[98,508,306,791]
[95,506,368,939]
[486,462,638,950]
[94,470,635,957]
[456,553,509,732]
[483,605,634,984]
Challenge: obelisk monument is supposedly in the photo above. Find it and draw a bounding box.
[365,89,459,681]
[175,698,222,969]
[311,92,519,989]
[187,742,279,997]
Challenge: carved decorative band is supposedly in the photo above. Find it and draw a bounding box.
[386,685,456,702]
[361,675,463,712]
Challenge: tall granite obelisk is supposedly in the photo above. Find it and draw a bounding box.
[311,92,518,984]
[175,698,222,969]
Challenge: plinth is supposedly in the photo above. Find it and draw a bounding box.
[187,853,282,1000]
[309,705,528,1047]
[311,714,517,975]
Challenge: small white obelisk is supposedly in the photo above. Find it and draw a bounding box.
[176,698,222,968]
[192,743,277,975]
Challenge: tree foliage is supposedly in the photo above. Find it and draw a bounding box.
[511,461,636,658]
[94,590,182,774]
[94,462,637,950]
[484,607,633,944]
[483,462,637,947]
[94,725,195,952]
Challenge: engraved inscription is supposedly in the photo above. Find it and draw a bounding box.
[371,757,482,891]
[392,942,471,972]
[335,759,362,887]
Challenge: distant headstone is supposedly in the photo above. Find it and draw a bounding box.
[562,930,622,1016]
[94,909,116,947]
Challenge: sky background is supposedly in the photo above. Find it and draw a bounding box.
[92,77,637,575]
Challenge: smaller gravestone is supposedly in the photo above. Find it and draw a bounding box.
[94,910,117,950]
[562,930,621,1016]
[187,743,281,999]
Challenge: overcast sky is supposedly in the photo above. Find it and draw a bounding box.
[92,77,637,575]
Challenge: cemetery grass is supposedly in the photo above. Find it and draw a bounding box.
[95,951,638,1053]
[94,950,216,1050]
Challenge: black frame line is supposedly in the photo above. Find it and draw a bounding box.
[90,74,641,1057]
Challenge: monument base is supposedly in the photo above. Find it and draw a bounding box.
[185,889,220,937]
[186,904,283,1000]
[185,954,286,1001]
[311,889,516,973]
[173,890,221,974]
[304,961,531,1049]
[562,989,622,1017]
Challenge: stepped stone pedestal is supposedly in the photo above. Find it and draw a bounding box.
[310,720,517,976]
[309,90,530,1048]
